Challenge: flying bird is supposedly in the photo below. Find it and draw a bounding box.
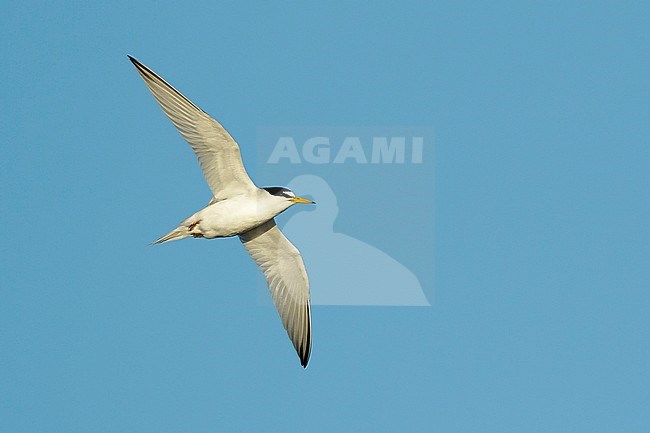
[128,56,313,367]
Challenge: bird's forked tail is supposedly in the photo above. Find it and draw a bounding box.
[151,226,190,245]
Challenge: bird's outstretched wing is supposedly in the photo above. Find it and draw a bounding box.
[239,219,312,367]
[129,56,257,200]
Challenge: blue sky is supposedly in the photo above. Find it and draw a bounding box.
[1,1,649,432]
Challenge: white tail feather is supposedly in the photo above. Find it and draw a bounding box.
[151,226,190,245]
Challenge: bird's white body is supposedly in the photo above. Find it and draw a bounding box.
[177,191,294,239]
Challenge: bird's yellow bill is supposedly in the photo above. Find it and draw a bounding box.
[291,196,314,204]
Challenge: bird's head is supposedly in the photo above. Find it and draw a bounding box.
[263,187,315,205]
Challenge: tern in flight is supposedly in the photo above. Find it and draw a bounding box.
[128,56,313,367]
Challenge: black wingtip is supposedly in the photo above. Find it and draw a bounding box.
[300,303,312,368]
